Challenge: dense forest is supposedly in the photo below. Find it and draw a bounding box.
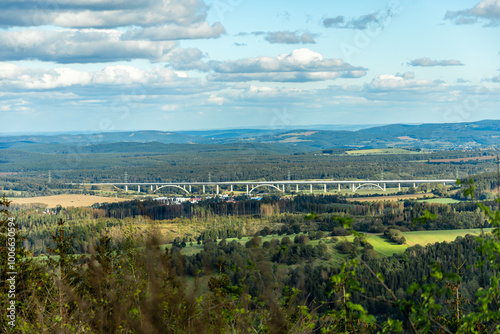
[0,145,498,196]
[10,192,498,256]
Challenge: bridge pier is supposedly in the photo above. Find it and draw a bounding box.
[125,185,128,192]
[352,184,355,192]
[338,184,341,192]
[383,183,386,191]
[156,185,158,190]
[398,183,401,191]
[230,184,233,192]
[296,184,299,192]
[138,185,140,193]
[216,184,219,195]
[151,185,153,191]
[189,185,192,192]
[282,184,285,192]
[310,184,313,194]
[203,185,205,193]
[246,184,249,194]
[413,183,416,189]
[324,184,326,193]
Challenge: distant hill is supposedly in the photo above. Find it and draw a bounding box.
[0,120,498,151]
[0,131,206,147]
[246,120,500,150]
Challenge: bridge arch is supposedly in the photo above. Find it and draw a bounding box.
[249,184,283,193]
[353,183,385,192]
[154,185,190,194]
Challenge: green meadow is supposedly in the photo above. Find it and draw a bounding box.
[166,228,493,259]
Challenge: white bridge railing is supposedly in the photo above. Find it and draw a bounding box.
[69,179,457,194]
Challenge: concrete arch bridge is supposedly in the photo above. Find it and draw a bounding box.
[70,179,456,195]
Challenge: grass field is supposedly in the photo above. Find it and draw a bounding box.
[403,229,491,247]
[11,194,131,208]
[166,228,493,259]
[362,234,410,256]
[417,198,463,204]
[347,193,433,202]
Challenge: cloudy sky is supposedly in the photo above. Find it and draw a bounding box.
[1,0,499,133]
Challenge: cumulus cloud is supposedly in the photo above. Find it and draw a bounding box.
[445,0,500,26]
[264,31,317,44]
[0,0,226,63]
[0,29,214,64]
[367,72,445,91]
[408,57,464,67]
[208,48,367,82]
[163,48,210,71]
[486,74,500,82]
[122,22,225,41]
[0,63,91,89]
[0,63,202,91]
[208,94,224,105]
[0,0,210,28]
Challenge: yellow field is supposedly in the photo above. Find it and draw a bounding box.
[11,194,130,208]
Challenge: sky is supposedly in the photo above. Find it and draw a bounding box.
[0,0,500,133]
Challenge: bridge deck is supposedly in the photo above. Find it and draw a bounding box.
[70,179,456,186]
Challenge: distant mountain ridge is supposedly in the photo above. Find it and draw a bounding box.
[0,120,498,151]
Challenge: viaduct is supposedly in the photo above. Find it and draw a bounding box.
[70,179,457,195]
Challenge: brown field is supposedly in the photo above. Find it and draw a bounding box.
[487,187,500,194]
[429,156,497,163]
[0,172,18,176]
[397,136,417,141]
[277,131,317,137]
[10,194,130,208]
[346,193,433,202]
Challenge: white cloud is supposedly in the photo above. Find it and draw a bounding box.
[408,57,464,67]
[367,73,445,91]
[163,47,210,71]
[264,31,317,44]
[208,48,367,82]
[0,63,197,90]
[0,0,211,28]
[0,1,226,66]
[0,64,92,89]
[123,22,225,41]
[445,0,500,26]
[160,104,180,111]
[0,29,181,63]
[208,94,224,105]
[487,74,500,82]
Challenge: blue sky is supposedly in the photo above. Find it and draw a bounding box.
[0,0,499,133]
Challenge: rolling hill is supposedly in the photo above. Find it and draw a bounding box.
[0,120,498,152]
